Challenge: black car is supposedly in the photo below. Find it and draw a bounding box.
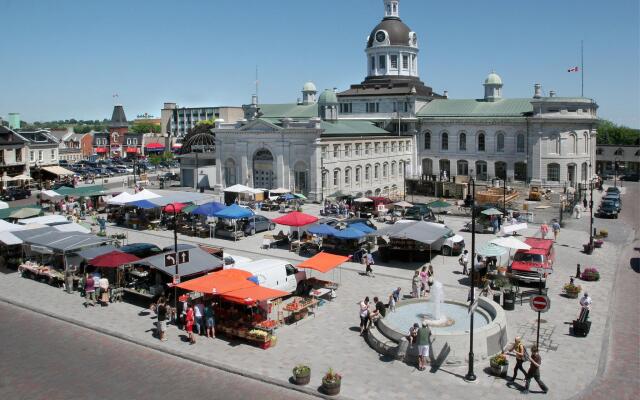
[1,187,31,201]
[598,200,619,218]
[162,172,180,181]
[120,243,164,259]
[404,203,436,222]
[621,174,639,182]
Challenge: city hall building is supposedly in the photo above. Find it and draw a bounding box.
[200,0,598,201]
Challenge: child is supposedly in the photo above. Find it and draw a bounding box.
[388,293,396,313]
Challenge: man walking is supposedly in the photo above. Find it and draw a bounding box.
[551,220,561,241]
[156,297,168,342]
[508,336,527,381]
[522,346,548,394]
[459,250,469,275]
[416,320,432,371]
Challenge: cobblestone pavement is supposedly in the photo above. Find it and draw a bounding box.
[0,302,318,400]
[0,183,636,399]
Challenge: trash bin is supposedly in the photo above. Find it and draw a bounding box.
[493,292,501,304]
[502,290,515,311]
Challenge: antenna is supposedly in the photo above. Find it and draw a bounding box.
[112,93,119,105]
[581,40,584,97]
[255,65,259,104]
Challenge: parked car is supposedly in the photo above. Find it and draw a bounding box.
[621,173,639,182]
[509,238,555,287]
[403,203,436,222]
[597,200,619,218]
[605,187,621,195]
[235,259,307,294]
[0,187,31,201]
[241,215,275,235]
[602,193,622,208]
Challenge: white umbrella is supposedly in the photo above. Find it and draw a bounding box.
[491,236,531,250]
[394,201,413,208]
[0,201,8,210]
[354,197,373,203]
[269,187,291,194]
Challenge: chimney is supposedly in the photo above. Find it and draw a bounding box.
[549,90,556,98]
[297,98,302,105]
[533,84,542,99]
[443,90,448,99]
[251,95,258,106]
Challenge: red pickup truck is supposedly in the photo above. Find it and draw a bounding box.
[509,238,555,287]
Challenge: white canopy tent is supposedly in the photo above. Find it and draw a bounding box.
[17,215,69,226]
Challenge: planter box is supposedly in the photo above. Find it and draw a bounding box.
[564,291,580,299]
[321,381,341,396]
[292,373,310,386]
[573,320,591,337]
[490,361,509,377]
[583,244,594,254]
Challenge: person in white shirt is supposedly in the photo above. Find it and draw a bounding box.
[194,300,205,335]
[99,277,109,305]
[579,292,592,321]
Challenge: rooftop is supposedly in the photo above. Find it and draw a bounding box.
[417,98,534,118]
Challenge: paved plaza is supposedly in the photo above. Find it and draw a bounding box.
[1,183,637,399]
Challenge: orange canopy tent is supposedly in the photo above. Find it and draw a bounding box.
[220,286,289,305]
[176,269,256,294]
[297,252,350,273]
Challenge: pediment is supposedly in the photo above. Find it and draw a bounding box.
[240,119,281,132]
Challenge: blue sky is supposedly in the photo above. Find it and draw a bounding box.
[1,0,638,127]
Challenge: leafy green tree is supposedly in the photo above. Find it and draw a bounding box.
[131,123,161,134]
[597,120,640,145]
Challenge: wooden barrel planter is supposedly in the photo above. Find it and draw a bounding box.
[292,365,310,385]
[321,380,341,396]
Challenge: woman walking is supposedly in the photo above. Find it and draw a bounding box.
[419,266,429,297]
[205,301,216,339]
[359,297,370,336]
[427,265,435,293]
[185,303,196,344]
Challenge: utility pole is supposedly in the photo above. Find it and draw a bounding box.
[465,177,477,382]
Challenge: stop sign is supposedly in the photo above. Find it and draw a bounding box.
[530,294,550,313]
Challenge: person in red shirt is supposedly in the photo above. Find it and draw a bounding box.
[185,303,196,345]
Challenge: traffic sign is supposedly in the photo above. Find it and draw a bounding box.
[530,294,550,313]
[178,250,190,264]
[172,275,181,285]
[164,253,177,267]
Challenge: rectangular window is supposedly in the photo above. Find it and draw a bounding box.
[375,142,381,154]
[30,151,34,162]
[15,149,22,162]
[371,57,375,71]
[383,143,388,153]
[51,149,56,160]
[365,143,371,155]
[340,103,352,113]
[344,145,351,157]
[355,168,360,183]
[379,55,386,69]
[38,150,43,162]
[390,55,398,69]
[374,165,379,179]
[366,103,379,113]
[355,143,362,156]
[333,170,339,186]
[333,144,340,158]
[404,102,409,112]
[399,142,404,152]
[402,55,408,69]
[345,169,350,184]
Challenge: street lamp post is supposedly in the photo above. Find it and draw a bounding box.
[35,162,42,206]
[465,172,477,382]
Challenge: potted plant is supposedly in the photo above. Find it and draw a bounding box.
[563,282,582,298]
[582,243,593,254]
[321,368,342,396]
[581,267,600,281]
[599,229,608,238]
[489,353,509,376]
[292,364,311,386]
[594,239,604,248]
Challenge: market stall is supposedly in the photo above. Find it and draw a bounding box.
[296,252,348,299]
[321,227,367,254]
[212,204,254,241]
[88,250,142,300]
[272,211,319,252]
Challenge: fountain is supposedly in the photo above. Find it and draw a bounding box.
[366,283,510,365]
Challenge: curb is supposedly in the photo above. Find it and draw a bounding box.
[0,295,349,400]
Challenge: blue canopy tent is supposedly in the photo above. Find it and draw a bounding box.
[332,227,366,240]
[350,222,375,234]
[308,224,340,236]
[213,204,254,241]
[191,202,226,217]
[280,193,295,201]
[129,200,159,209]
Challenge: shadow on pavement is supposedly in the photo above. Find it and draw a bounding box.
[631,258,639,273]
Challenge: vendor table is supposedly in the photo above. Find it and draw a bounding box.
[310,287,333,301]
[283,297,317,325]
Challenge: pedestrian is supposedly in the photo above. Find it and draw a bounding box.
[573,203,582,219]
[583,198,588,209]
[419,266,429,296]
[83,273,95,307]
[369,296,385,325]
[185,303,196,344]
[388,293,396,313]
[407,322,419,346]
[65,264,76,294]
[540,222,549,239]
[364,251,374,277]
[522,346,549,394]
[194,299,205,335]
[507,336,527,381]
[156,296,168,341]
[178,295,188,329]
[551,220,561,241]
[392,287,401,303]
[427,265,435,292]
[416,320,432,371]
[205,301,216,339]
[411,270,420,298]
[358,297,370,336]
[579,292,592,321]
[99,275,109,306]
[459,250,469,275]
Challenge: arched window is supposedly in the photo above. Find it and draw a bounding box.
[459,132,467,151]
[355,166,361,183]
[365,165,371,181]
[374,163,380,179]
[496,132,505,152]
[549,134,561,154]
[517,134,525,153]
[614,148,624,156]
[322,170,328,188]
[344,167,351,185]
[422,158,432,176]
[424,132,431,150]
[457,160,468,175]
[475,161,487,180]
[583,133,589,154]
[477,132,486,152]
[570,133,577,154]
[495,161,507,180]
[581,162,588,182]
[383,162,388,178]
[333,169,340,187]
[224,159,236,186]
[441,132,449,151]
[547,163,560,181]
[391,161,396,177]
[399,161,405,177]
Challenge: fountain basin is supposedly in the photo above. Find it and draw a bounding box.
[373,297,509,366]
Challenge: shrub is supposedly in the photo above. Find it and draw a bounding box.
[292,365,310,377]
[581,267,600,281]
[490,353,508,366]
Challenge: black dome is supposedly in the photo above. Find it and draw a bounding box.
[367,17,412,48]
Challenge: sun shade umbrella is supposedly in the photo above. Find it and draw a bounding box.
[491,236,532,250]
[477,243,508,257]
[190,202,225,217]
[307,224,340,236]
[297,252,350,273]
[220,286,289,305]
[269,187,290,194]
[427,200,451,209]
[0,201,9,210]
[176,269,256,294]
[393,201,413,208]
[293,193,307,200]
[272,211,318,227]
[280,193,295,201]
[163,202,187,213]
[89,250,140,268]
[332,227,366,240]
[481,207,503,216]
[354,197,373,203]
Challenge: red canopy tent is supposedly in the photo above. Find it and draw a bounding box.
[163,202,187,213]
[272,211,318,227]
[89,250,141,268]
[220,286,289,305]
[176,269,256,294]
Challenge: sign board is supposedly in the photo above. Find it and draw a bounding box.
[530,294,550,313]
[164,253,177,267]
[178,250,190,264]
[172,275,180,285]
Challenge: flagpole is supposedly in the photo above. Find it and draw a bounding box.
[581,40,584,97]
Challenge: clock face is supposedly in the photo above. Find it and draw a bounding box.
[376,31,386,43]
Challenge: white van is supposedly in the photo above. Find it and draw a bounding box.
[233,259,306,294]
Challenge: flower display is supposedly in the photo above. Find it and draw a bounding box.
[490,353,508,366]
[323,368,342,385]
[581,267,600,281]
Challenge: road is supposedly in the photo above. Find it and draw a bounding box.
[0,302,316,400]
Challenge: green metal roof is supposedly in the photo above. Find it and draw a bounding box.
[258,103,318,119]
[0,204,42,220]
[417,98,533,118]
[56,185,108,197]
[320,120,390,136]
[484,72,503,85]
[318,89,339,104]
